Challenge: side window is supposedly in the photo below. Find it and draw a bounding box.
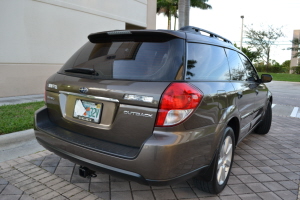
[225,49,247,81]
[186,43,230,80]
[238,54,258,81]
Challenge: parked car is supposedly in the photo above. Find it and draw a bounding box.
[34,26,273,194]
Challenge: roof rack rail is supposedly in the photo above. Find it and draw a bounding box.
[179,26,232,44]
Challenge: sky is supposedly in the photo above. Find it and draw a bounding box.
[156,0,300,64]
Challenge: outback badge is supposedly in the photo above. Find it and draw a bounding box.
[79,87,88,93]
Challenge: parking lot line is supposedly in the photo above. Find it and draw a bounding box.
[290,107,299,118]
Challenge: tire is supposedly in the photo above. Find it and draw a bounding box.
[254,102,272,135]
[193,127,235,194]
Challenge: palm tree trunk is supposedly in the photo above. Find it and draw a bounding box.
[178,0,190,28]
[184,0,190,27]
[168,12,171,30]
[178,0,185,29]
[174,17,177,30]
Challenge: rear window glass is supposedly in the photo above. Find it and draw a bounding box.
[186,43,230,81]
[59,39,184,81]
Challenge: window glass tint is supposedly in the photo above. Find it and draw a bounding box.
[225,49,247,81]
[238,54,258,81]
[59,39,184,81]
[186,43,230,80]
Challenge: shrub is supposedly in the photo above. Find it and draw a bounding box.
[254,65,289,73]
[291,66,300,74]
[255,66,265,72]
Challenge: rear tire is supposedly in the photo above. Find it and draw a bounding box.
[193,127,235,194]
[254,102,272,135]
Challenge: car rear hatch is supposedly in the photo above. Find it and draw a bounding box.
[44,30,185,151]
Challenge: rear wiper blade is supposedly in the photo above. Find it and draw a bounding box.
[64,68,98,76]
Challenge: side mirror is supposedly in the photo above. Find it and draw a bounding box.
[261,74,272,83]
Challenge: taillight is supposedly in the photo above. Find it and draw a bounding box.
[155,83,203,127]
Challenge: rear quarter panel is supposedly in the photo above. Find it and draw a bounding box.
[182,81,238,161]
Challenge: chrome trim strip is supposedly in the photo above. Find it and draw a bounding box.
[242,104,264,119]
[59,91,119,103]
[253,104,265,113]
[241,112,252,119]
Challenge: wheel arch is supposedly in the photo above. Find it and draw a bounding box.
[227,117,240,146]
[268,91,273,104]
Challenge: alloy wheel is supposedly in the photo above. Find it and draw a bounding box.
[217,135,233,185]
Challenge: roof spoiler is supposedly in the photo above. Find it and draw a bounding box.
[180,26,232,44]
[88,30,185,43]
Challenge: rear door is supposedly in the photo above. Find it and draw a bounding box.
[46,33,185,148]
[225,49,256,140]
[238,54,268,127]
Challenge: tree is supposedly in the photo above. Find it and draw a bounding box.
[290,38,300,58]
[178,0,186,29]
[157,0,212,30]
[281,60,291,68]
[245,26,284,72]
[234,44,260,62]
[157,0,178,30]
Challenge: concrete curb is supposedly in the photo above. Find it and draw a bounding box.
[0,129,35,151]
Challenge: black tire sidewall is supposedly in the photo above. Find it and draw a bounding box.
[255,101,272,134]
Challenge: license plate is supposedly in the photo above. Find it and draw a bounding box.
[73,99,102,123]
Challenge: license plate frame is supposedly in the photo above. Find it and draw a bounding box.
[73,99,102,124]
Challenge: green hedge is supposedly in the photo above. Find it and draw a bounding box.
[255,66,289,73]
[291,66,300,74]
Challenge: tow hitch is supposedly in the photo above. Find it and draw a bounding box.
[79,166,97,178]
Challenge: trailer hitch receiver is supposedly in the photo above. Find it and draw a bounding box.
[79,166,97,178]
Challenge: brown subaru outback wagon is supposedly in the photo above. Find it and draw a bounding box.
[34,26,273,194]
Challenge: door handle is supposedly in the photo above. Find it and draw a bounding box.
[237,91,243,99]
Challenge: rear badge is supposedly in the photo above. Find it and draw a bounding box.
[79,87,88,93]
[48,83,57,89]
[124,94,153,103]
[124,111,153,118]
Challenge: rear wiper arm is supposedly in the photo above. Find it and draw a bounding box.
[64,68,98,76]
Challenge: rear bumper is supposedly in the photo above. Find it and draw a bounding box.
[36,138,206,185]
[35,107,219,185]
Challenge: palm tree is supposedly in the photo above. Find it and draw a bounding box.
[157,0,178,30]
[191,0,212,10]
[178,0,212,29]
[178,0,184,29]
[158,0,212,30]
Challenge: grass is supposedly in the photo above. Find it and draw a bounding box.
[0,101,44,135]
[258,72,300,82]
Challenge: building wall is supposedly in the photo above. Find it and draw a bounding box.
[0,0,156,97]
[290,30,300,74]
[147,0,157,30]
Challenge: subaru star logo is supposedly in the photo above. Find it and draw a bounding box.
[79,87,88,93]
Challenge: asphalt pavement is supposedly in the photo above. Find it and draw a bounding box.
[267,81,300,118]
